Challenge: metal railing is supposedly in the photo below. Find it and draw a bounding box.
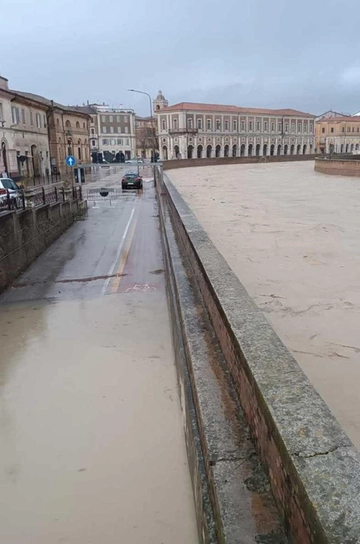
[0,185,82,215]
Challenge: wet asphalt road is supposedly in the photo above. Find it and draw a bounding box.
[0,169,198,543]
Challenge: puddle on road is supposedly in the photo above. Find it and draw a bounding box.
[0,294,198,543]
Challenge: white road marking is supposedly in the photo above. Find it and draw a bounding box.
[101,206,136,295]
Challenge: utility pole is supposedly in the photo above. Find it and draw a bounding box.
[128,89,156,162]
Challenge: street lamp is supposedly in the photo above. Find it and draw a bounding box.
[128,89,156,163]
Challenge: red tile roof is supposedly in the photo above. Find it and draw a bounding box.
[163,102,315,118]
[317,116,360,123]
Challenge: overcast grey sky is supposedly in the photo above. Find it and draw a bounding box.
[1,0,359,115]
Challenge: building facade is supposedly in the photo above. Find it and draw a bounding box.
[0,76,50,181]
[155,95,315,161]
[316,117,360,154]
[135,115,158,159]
[77,105,136,161]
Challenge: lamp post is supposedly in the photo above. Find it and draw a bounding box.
[128,89,156,163]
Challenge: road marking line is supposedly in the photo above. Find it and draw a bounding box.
[111,210,138,293]
[101,206,136,295]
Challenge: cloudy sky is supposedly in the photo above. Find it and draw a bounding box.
[1,0,359,116]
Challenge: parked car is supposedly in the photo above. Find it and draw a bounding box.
[0,177,22,209]
[125,158,144,165]
[121,172,143,190]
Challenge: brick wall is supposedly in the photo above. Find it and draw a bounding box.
[163,154,316,170]
[315,158,360,177]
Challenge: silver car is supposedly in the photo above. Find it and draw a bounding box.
[0,177,21,209]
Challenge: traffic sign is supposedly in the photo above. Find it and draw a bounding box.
[66,155,77,167]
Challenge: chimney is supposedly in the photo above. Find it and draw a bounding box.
[0,76,9,90]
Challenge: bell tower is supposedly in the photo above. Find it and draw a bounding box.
[153,90,168,113]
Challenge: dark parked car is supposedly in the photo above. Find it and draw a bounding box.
[121,172,143,190]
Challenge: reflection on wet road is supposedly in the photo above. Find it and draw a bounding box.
[0,182,198,543]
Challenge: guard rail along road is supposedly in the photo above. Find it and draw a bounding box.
[154,163,360,544]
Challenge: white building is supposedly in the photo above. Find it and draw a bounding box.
[0,75,50,181]
[154,92,315,161]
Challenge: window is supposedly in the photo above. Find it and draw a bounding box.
[331,127,334,133]
[30,111,34,126]
[233,119,237,130]
[347,127,350,132]
[126,138,129,145]
[291,121,296,132]
[271,122,275,131]
[109,115,113,122]
[110,127,114,133]
[111,139,116,145]
[279,121,283,132]
[285,122,289,132]
[102,139,109,145]
[117,127,121,133]
[241,120,245,130]
[162,119,166,130]
[358,128,359,133]
[43,115,47,128]
[36,113,41,128]
[187,118,193,129]
[124,116,128,122]
[342,127,345,133]
[125,127,129,133]
[102,126,107,133]
[322,127,325,134]
[197,118,202,129]
[216,119,221,130]
[65,120,71,128]
[304,122,308,132]
[352,127,355,132]
[173,118,178,128]
[78,147,82,160]
[207,119,211,130]
[22,109,26,125]
[249,121,253,131]
[298,122,302,132]
[225,120,229,130]
[76,121,80,128]
[310,123,313,133]
[83,122,85,128]
[116,116,121,122]
[102,115,106,122]
[117,139,123,145]
[91,128,95,135]
[11,106,20,125]
[256,121,260,131]
[264,121,268,131]
[92,140,96,147]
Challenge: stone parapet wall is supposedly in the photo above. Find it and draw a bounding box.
[315,157,360,176]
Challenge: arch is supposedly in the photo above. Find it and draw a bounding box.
[345,144,349,153]
[240,143,245,156]
[277,144,282,155]
[248,143,253,156]
[65,120,71,128]
[174,145,180,158]
[206,145,212,158]
[284,144,288,155]
[256,143,261,156]
[224,144,229,157]
[163,146,168,160]
[303,144,307,154]
[310,144,313,154]
[215,144,221,158]
[31,144,40,177]
[263,144,268,156]
[232,144,237,157]
[351,143,354,152]
[1,141,8,174]
[76,121,80,129]
[356,144,359,151]
[340,144,344,153]
[56,118,60,126]
[290,144,295,155]
[270,144,275,156]
[297,144,301,154]
[187,145,193,159]
[197,144,203,159]
[156,105,160,111]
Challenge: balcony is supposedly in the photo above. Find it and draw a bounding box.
[169,128,198,135]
